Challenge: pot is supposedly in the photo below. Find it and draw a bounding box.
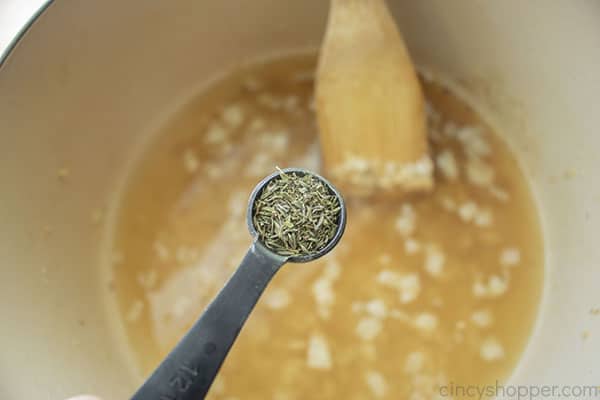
[1,1,599,399]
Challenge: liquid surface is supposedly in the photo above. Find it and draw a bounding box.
[111,55,543,400]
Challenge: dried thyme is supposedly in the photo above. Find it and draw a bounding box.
[253,169,341,257]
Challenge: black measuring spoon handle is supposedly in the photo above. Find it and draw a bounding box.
[131,242,286,400]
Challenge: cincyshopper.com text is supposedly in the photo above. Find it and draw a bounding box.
[439,381,600,399]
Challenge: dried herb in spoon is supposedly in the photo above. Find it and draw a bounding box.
[252,168,342,257]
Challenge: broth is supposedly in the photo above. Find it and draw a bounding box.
[110,54,543,399]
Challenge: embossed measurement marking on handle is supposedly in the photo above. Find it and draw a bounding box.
[168,363,200,393]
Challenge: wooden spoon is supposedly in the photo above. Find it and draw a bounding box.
[316,0,433,197]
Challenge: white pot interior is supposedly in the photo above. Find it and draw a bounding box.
[1,0,599,399]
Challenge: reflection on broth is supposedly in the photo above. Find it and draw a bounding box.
[110,54,543,399]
